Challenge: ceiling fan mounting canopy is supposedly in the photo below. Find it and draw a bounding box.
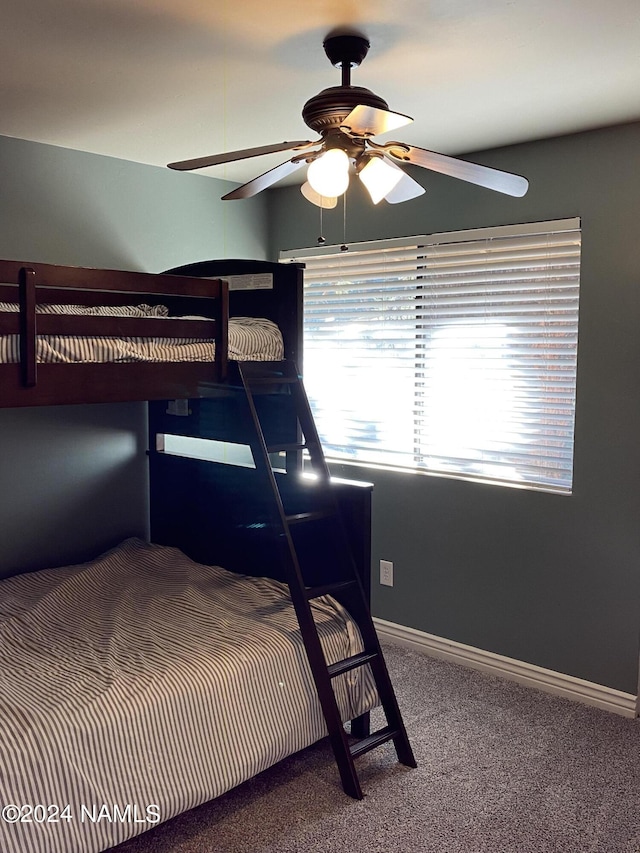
[322,32,371,68]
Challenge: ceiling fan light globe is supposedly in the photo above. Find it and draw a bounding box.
[307,149,350,197]
[359,155,403,204]
[301,182,338,208]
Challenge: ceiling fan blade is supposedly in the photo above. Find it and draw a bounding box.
[168,140,316,172]
[341,105,413,138]
[386,144,529,197]
[381,162,426,204]
[222,158,307,200]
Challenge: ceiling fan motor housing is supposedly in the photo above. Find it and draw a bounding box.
[302,86,390,134]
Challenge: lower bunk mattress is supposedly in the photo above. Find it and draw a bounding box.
[0,539,378,853]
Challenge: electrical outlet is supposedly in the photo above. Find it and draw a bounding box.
[380,559,394,587]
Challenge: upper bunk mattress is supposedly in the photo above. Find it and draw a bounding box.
[0,302,284,362]
[0,538,377,853]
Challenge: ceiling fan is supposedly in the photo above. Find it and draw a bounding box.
[167,31,529,207]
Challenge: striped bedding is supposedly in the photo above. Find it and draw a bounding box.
[0,303,284,362]
[0,539,378,853]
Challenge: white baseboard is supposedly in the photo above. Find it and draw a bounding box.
[374,617,638,719]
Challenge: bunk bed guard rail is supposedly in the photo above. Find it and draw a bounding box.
[0,260,229,405]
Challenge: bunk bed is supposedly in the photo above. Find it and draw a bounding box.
[0,257,378,853]
[0,257,302,407]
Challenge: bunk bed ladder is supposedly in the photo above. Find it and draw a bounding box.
[238,359,416,800]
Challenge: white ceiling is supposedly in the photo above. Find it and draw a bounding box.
[2,0,640,189]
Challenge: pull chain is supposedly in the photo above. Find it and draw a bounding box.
[315,193,348,248]
[317,203,325,245]
[340,192,348,252]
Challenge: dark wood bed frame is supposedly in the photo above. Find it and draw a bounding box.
[0,255,372,598]
[0,255,373,742]
[0,257,302,407]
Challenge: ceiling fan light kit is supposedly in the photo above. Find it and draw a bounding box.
[307,148,350,197]
[300,181,338,209]
[168,31,529,207]
[358,153,403,204]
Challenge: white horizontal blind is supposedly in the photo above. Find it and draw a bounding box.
[281,218,581,493]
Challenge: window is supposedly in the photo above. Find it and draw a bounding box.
[281,218,581,494]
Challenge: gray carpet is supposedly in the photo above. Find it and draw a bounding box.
[113,642,640,852]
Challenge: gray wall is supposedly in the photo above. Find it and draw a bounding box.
[0,134,267,270]
[0,134,267,577]
[268,122,640,694]
[0,402,149,575]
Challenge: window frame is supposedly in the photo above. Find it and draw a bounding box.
[281,218,581,495]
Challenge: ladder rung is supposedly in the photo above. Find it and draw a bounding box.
[327,650,379,678]
[305,579,357,600]
[285,510,332,525]
[267,442,308,453]
[350,726,399,759]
